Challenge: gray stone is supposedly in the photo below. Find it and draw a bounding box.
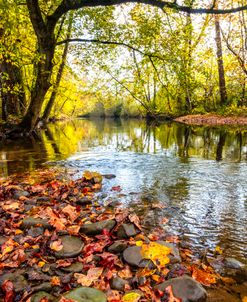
[123,246,154,268]
[54,235,84,258]
[61,262,84,273]
[27,227,44,237]
[0,235,7,246]
[108,241,128,253]
[155,276,207,302]
[32,282,52,293]
[30,291,55,302]
[21,217,51,229]
[0,273,27,293]
[13,190,30,199]
[224,258,245,269]
[117,223,139,239]
[62,287,107,302]
[80,220,116,236]
[103,174,116,179]
[157,241,182,264]
[110,276,129,291]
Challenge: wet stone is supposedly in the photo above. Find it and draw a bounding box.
[110,276,129,291]
[61,262,84,273]
[54,235,84,258]
[80,220,116,236]
[27,226,44,237]
[30,291,55,302]
[62,286,107,302]
[13,190,30,199]
[108,241,128,253]
[155,276,207,302]
[21,217,51,229]
[224,258,245,269]
[117,223,139,239]
[77,197,93,206]
[123,246,154,268]
[0,235,7,246]
[103,174,116,179]
[0,273,27,293]
[32,282,52,293]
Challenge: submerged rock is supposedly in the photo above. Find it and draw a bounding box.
[30,291,55,302]
[62,287,107,302]
[207,288,240,302]
[155,276,207,302]
[54,235,84,258]
[103,174,116,179]
[224,258,245,270]
[80,220,116,236]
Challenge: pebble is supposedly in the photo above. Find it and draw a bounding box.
[54,235,84,258]
[80,219,116,236]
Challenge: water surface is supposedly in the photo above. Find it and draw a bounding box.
[0,119,246,263]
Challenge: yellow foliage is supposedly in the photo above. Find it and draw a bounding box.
[122,292,141,302]
[141,242,171,268]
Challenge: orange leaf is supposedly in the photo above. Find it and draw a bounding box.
[191,266,217,286]
[50,240,63,252]
[75,267,103,286]
[50,276,61,286]
[62,205,79,222]
[165,285,182,302]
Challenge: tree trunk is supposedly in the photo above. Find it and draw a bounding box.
[42,13,73,122]
[215,14,227,106]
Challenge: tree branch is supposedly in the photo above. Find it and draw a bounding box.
[48,0,247,27]
[56,38,165,60]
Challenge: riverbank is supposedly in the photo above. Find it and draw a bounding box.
[0,168,246,301]
[175,114,247,125]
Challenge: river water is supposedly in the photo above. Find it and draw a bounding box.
[0,119,247,263]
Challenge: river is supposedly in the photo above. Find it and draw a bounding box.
[0,118,246,263]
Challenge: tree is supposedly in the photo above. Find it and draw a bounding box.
[3,0,247,133]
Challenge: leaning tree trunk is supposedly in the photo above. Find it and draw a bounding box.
[42,13,73,122]
[215,13,227,106]
[18,1,57,132]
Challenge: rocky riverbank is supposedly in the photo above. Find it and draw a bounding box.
[0,169,246,301]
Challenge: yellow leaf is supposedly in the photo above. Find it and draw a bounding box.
[215,246,223,254]
[136,241,143,247]
[242,297,247,302]
[15,229,23,235]
[38,261,46,268]
[141,242,171,268]
[122,292,141,302]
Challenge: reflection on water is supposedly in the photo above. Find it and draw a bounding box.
[0,119,247,263]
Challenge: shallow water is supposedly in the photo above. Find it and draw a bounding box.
[0,119,247,263]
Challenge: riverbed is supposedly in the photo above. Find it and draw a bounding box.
[0,118,246,263]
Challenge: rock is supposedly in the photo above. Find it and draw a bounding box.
[117,223,139,239]
[30,291,55,302]
[61,262,84,273]
[123,246,154,268]
[77,197,93,206]
[27,227,44,237]
[21,217,51,229]
[155,276,207,302]
[123,241,181,268]
[32,282,52,293]
[157,241,181,264]
[13,190,30,199]
[62,287,107,302]
[80,220,116,236]
[103,174,116,179]
[0,273,27,293]
[224,258,245,269]
[110,276,129,291]
[0,235,7,246]
[207,288,240,302]
[108,241,128,253]
[54,235,84,258]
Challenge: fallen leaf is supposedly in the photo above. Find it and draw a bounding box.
[141,242,171,268]
[191,266,217,286]
[165,285,182,302]
[128,213,142,230]
[50,240,63,252]
[122,292,141,302]
[62,205,79,222]
[111,186,122,192]
[2,280,14,302]
[75,267,103,286]
[242,297,247,302]
[51,276,61,286]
